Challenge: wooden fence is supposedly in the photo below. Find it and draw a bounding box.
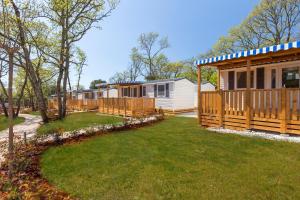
[48,99,99,111]
[48,98,156,117]
[200,88,300,135]
[98,98,156,117]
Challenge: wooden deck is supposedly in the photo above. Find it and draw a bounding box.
[48,98,156,117]
[199,88,300,135]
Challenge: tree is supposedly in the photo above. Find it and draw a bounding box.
[128,48,142,81]
[0,0,52,123]
[74,47,87,91]
[195,0,300,86]
[90,79,106,89]
[135,32,170,80]
[41,0,119,119]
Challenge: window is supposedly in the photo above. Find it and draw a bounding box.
[142,86,146,97]
[228,71,235,90]
[133,88,138,97]
[271,69,276,89]
[256,67,265,89]
[166,83,170,98]
[237,71,254,89]
[154,83,170,98]
[123,88,129,97]
[157,84,165,97]
[282,67,300,88]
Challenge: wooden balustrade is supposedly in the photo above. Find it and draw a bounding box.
[48,97,156,117]
[200,88,300,135]
[98,98,155,117]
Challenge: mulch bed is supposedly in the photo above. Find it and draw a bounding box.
[0,116,164,199]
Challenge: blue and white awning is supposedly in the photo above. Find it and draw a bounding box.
[195,41,300,66]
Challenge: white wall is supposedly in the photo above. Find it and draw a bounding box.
[144,83,175,110]
[102,89,118,98]
[220,60,300,90]
[173,79,195,110]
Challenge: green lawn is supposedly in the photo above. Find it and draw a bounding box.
[0,115,25,131]
[37,112,123,136]
[41,117,300,200]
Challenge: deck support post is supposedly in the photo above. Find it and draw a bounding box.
[107,85,110,114]
[197,65,202,125]
[218,89,224,127]
[245,60,252,130]
[280,87,287,134]
[217,68,223,127]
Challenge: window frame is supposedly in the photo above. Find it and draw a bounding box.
[142,86,146,97]
[236,70,255,89]
[157,84,166,98]
[282,67,300,88]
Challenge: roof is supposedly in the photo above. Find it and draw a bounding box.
[143,78,186,84]
[195,41,300,66]
[109,81,144,86]
[73,89,98,93]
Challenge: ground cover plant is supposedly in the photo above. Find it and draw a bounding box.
[0,116,25,131]
[37,112,123,136]
[41,117,300,200]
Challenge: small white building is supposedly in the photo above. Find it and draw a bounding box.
[72,88,118,100]
[141,78,215,113]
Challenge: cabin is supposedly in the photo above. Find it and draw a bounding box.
[196,41,300,135]
[142,78,215,113]
[72,89,118,100]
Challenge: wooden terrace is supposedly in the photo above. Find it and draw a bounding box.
[197,42,300,135]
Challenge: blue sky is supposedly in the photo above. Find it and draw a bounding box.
[75,0,260,88]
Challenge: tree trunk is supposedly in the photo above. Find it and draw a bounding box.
[7,51,14,179]
[0,96,8,117]
[14,72,28,117]
[10,0,48,123]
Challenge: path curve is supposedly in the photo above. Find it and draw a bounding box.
[0,114,42,163]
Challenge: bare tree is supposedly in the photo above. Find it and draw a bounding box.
[136,32,170,80]
[74,47,87,91]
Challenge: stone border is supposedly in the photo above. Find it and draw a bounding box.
[207,127,300,143]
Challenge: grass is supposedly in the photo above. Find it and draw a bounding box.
[0,115,25,131]
[37,112,123,136]
[41,117,300,200]
[28,111,41,116]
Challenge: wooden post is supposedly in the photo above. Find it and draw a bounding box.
[217,68,221,90]
[124,98,127,117]
[107,85,109,114]
[245,60,252,130]
[118,98,120,115]
[218,90,224,127]
[280,87,287,134]
[197,65,202,125]
[217,68,223,127]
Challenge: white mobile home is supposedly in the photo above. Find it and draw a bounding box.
[142,78,215,113]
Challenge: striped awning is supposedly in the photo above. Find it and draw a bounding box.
[195,41,300,66]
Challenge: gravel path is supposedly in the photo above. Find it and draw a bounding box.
[208,127,300,143]
[0,114,42,163]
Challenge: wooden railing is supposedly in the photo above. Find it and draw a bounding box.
[48,98,156,117]
[98,98,155,117]
[200,88,300,135]
[48,99,99,111]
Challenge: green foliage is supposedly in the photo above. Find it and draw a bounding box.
[0,116,25,131]
[89,79,106,89]
[41,117,300,200]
